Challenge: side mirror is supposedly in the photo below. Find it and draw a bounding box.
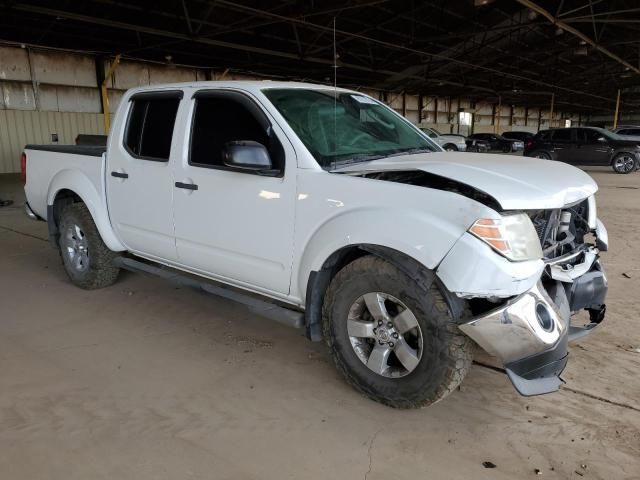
[222,141,272,172]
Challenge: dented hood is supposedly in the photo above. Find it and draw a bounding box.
[336,152,598,210]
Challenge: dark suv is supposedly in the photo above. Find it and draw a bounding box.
[502,131,535,141]
[466,133,524,152]
[524,127,640,174]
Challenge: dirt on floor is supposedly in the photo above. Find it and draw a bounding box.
[0,169,638,480]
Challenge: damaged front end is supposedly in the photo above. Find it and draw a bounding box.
[455,196,608,396]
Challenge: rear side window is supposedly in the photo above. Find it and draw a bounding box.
[551,129,572,142]
[125,94,181,160]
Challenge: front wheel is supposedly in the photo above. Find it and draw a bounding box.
[322,255,473,408]
[58,203,120,289]
[443,144,458,152]
[612,153,637,174]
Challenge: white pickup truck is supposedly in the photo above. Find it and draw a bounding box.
[23,81,609,408]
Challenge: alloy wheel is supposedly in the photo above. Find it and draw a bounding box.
[614,154,636,173]
[347,292,423,378]
[63,223,90,272]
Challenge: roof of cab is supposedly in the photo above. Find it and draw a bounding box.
[126,80,356,96]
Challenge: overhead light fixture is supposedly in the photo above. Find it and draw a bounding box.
[555,27,564,36]
[527,10,538,20]
[474,0,495,6]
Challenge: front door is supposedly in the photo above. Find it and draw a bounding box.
[106,90,183,261]
[549,128,574,163]
[172,90,296,295]
[574,128,613,165]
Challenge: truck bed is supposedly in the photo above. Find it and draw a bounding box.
[25,144,106,157]
[23,144,105,221]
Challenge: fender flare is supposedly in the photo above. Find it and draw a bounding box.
[296,208,468,340]
[47,169,125,252]
[295,207,466,300]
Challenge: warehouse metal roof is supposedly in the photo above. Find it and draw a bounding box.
[1,0,640,113]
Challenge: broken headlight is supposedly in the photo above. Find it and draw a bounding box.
[469,213,543,262]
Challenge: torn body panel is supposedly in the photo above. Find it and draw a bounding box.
[436,232,545,298]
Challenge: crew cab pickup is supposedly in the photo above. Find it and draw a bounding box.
[23,81,608,408]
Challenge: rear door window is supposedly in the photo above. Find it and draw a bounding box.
[125,93,182,161]
[551,129,572,142]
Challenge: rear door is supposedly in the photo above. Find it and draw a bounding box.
[171,89,296,295]
[574,128,612,165]
[106,90,183,261]
[549,128,574,162]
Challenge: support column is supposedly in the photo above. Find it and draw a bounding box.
[613,89,621,128]
[402,92,407,118]
[101,54,121,133]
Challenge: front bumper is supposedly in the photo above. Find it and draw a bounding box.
[459,258,607,396]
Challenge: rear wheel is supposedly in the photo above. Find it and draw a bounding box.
[612,153,636,174]
[443,144,458,152]
[58,203,120,289]
[322,255,473,408]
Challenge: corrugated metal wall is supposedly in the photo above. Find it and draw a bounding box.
[0,44,578,173]
[0,110,104,173]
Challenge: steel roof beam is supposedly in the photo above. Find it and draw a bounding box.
[514,0,640,76]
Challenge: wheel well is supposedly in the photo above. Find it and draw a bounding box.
[304,245,445,341]
[48,189,84,247]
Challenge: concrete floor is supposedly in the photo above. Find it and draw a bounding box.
[1,169,639,480]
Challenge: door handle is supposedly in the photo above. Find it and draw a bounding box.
[175,181,198,191]
[111,171,129,179]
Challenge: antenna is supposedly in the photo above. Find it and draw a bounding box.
[333,16,337,171]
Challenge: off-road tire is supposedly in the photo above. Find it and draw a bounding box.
[58,203,120,289]
[322,255,473,408]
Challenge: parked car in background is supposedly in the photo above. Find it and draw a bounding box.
[419,127,467,151]
[502,131,535,142]
[523,127,640,174]
[466,133,524,152]
[611,126,640,142]
[465,137,490,152]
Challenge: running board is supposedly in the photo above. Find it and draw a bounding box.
[114,257,304,330]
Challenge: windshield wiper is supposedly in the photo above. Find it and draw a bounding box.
[386,147,433,157]
[328,154,386,170]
